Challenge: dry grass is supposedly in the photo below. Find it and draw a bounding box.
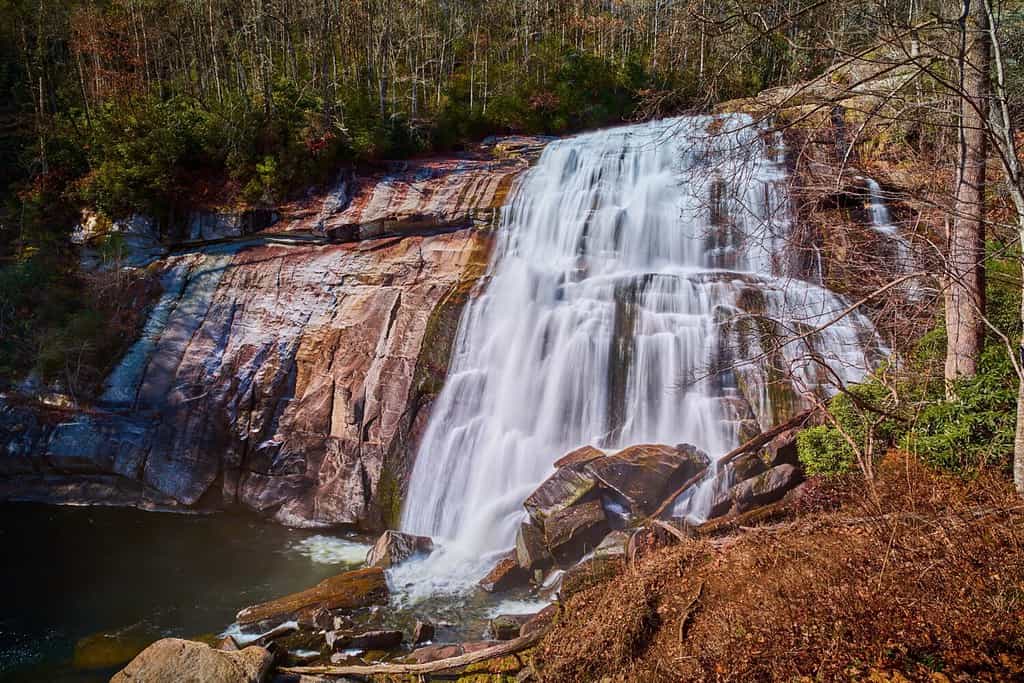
[535,454,1024,682]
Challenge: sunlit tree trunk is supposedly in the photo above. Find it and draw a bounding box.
[945,0,989,386]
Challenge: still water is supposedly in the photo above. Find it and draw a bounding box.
[0,504,368,681]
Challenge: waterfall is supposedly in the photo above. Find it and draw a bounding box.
[397,116,882,594]
[865,176,914,266]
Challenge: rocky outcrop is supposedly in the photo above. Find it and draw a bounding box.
[512,442,711,575]
[1,139,546,530]
[112,638,273,683]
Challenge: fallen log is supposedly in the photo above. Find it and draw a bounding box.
[278,628,544,678]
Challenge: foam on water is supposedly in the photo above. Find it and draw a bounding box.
[289,536,371,565]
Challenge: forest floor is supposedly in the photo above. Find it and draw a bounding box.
[533,454,1024,682]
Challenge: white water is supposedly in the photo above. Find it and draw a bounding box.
[864,177,913,265]
[396,116,882,598]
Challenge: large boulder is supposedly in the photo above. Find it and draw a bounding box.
[522,466,597,524]
[111,638,272,683]
[543,499,609,565]
[365,530,433,568]
[553,445,604,468]
[584,443,710,517]
[515,521,553,573]
[731,464,802,513]
[236,567,388,625]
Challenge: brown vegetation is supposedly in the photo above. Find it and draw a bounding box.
[535,454,1024,682]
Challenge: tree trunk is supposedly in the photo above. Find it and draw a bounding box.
[945,0,990,385]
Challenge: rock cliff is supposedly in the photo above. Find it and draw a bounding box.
[0,139,546,529]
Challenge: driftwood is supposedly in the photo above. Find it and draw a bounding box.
[278,628,544,678]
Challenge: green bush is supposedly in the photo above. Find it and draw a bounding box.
[797,381,906,477]
[799,248,1020,479]
[903,346,1016,473]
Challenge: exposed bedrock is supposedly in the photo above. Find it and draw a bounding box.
[0,141,543,530]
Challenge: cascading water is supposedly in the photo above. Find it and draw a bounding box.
[395,116,883,598]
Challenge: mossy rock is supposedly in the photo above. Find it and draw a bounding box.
[463,654,523,674]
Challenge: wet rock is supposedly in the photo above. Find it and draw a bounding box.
[544,499,609,565]
[112,638,272,683]
[253,621,299,646]
[412,620,435,646]
[584,443,710,517]
[236,567,388,625]
[515,521,552,573]
[479,551,530,592]
[327,630,402,651]
[488,614,532,640]
[522,467,597,524]
[708,488,734,519]
[365,530,433,569]
[731,464,802,513]
[593,530,630,558]
[216,636,240,652]
[553,445,604,469]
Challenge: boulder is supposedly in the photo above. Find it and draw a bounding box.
[731,464,802,513]
[479,551,530,592]
[111,638,272,683]
[584,444,709,517]
[522,467,597,524]
[327,629,403,651]
[236,567,388,625]
[593,530,630,558]
[761,429,801,468]
[708,487,734,519]
[365,530,433,568]
[731,452,768,482]
[515,521,552,573]
[543,499,609,565]
[553,445,604,468]
[487,614,532,640]
[412,621,435,646]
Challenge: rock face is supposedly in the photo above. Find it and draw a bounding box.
[365,530,433,568]
[111,638,272,683]
[236,566,388,625]
[0,140,547,530]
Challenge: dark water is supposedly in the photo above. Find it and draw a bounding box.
[0,504,367,682]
